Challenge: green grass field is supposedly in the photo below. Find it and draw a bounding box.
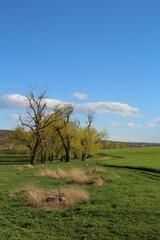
[0,147,160,240]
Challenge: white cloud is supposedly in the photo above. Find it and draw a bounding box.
[146,119,160,127]
[45,98,72,108]
[72,92,88,100]
[0,93,141,118]
[0,94,27,109]
[9,114,20,120]
[110,135,157,143]
[75,102,141,117]
[109,122,142,128]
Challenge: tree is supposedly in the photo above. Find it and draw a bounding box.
[52,104,77,162]
[79,110,109,161]
[19,89,59,166]
[9,127,34,154]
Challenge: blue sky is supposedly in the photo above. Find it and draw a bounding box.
[0,0,160,142]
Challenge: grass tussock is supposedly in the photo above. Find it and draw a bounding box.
[37,168,68,178]
[88,177,105,186]
[68,168,105,185]
[85,167,106,175]
[69,168,89,183]
[16,186,89,210]
[17,164,34,170]
[37,167,105,185]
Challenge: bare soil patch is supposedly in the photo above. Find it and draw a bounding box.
[98,157,111,160]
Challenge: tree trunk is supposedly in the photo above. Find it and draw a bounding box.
[48,154,54,162]
[41,154,44,163]
[61,156,65,161]
[65,148,70,162]
[74,154,78,159]
[30,140,39,166]
[82,153,87,161]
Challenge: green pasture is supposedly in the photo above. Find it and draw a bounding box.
[97,147,160,172]
[0,147,160,240]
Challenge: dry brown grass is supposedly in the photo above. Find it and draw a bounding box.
[85,167,106,175]
[17,164,34,170]
[37,167,105,186]
[16,186,89,210]
[68,168,105,185]
[98,157,111,160]
[87,177,105,186]
[37,168,68,178]
[69,168,89,183]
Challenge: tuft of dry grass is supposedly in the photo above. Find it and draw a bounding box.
[17,164,34,170]
[68,168,105,186]
[87,177,105,186]
[37,167,105,186]
[14,186,89,210]
[85,167,106,175]
[69,168,89,183]
[37,168,68,178]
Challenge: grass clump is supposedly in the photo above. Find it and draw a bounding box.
[37,168,68,178]
[68,168,105,185]
[14,186,89,210]
[37,167,105,185]
[17,164,34,170]
[85,167,106,175]
[69,168,89,183]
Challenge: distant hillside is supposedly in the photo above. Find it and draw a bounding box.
[101,140,160,149]
[0,130,13,140]
[110,141,160,148]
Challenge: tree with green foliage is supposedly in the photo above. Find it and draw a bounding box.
[52,105,78,162]
[19,89,59,165]
[9,127,34,154]
[79,127,108,161]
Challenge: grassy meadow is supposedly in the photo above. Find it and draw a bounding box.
[0,147,160,240]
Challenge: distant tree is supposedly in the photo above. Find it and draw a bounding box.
[80,127,108,161]
[9,127,34,154]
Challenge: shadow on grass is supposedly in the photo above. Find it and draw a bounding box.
[0,155,30,165]
[97,163,160,175]
[142,171,160,180]
[96,152,124,159]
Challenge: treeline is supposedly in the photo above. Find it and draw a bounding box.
[9,90,108,165]
[101,140,128,149]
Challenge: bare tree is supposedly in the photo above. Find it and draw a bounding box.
[86,110,95,127]
[20,89,58,166]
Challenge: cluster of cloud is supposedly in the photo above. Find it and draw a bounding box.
[72,92,88,100]
[2,93,160,129]
[0,94,27,109]
[109,119,160,128]
[75,102,141,117]
[109,122,142,128]
[145,119,160,127]
[0,93,141,118]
